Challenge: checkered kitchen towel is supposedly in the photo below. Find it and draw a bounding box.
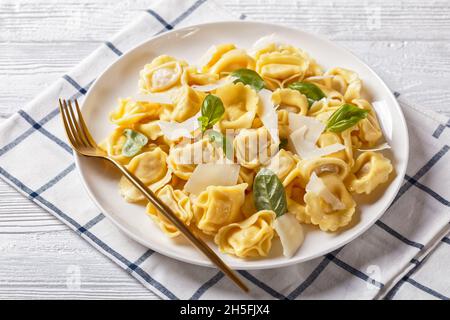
[0,0,449,300]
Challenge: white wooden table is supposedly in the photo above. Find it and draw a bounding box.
[0,0,449,299]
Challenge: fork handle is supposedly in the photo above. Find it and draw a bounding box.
[108,158,249,293]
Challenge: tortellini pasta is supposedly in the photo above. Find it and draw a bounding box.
[349,151,393,194]
[255,43,311,90]
[214,210,276,258]
[233,127,278,169]
[99,127,131,164]
[215,82,259,130]
[168,85,205,122]
[202,45,255,75]
[146,185,193,237]
[298,157,350,186]
[139,55,185,93]
[110,99,162,126]
[193,183,247,235]
[304,174,356,231]
[324,67,362,102]
[272,88,308,114]
[101,40,395,260]
[264,149,299,185]
[119,147,172,202]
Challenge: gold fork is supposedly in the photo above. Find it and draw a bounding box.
[59,98,249,293]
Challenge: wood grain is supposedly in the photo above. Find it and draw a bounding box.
[0,0,449,299]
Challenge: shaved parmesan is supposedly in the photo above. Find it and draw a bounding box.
[157,112,200,140]
[372,100,393,140]
[184,163,241,195]
[132,92,173,104]
[197,45,218,69]
[258,89,280,145]
[249,33,280,55]
[191,77,235,92]
[288,113,344,159]
[306,172,345,210]
[304,143,345,159]
[274,213,304,258]
[304,75,335,81]
[357,142,391,152]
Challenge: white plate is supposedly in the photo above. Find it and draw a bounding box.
[76,21,409,270]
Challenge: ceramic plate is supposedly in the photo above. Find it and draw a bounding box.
[75,21,409,269]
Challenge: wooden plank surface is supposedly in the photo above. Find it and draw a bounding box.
[0,0,449,299]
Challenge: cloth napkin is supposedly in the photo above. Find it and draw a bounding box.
[0,0,449,300]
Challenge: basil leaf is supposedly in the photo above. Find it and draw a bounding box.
[206,129,233,160]
[231,68,265,92]
[122,129,148,157]
[288,82,326,107]
[326,103,369,133]
[253,168,288,218]
[198,94,225,133]
[279,138,288,150]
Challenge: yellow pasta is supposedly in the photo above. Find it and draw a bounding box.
[214,210,276,258]
[304,174,356,231]
[285,178,310,224]
[215,82,259,130]
[255,44,310,90]
[146,185,193,237]
[110,98,162,126]
[193,183,247,235]
[233,127,278,169]
[99,127,131,164]
[169,85,205,122]
[272,88,308,115]
[139,55,185,93]
[349,151,393,194]
[119,148,172,202]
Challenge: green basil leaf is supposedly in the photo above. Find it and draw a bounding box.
[205,129,233,160]
[122,129,148,157]
[288,82,326,107]
[231,68,265,92]
[326,103,369,133]
[197,116,209,133]
[253,168,288,218]
[198,94,225,133]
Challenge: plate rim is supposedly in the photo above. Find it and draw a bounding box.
[74,20,409,270]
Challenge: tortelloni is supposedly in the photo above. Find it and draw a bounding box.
[99,127,130,164]
[349,151,393,194]
[298,157,350,187]
[214,210,276,258]
[255,43,311,90]
[200,44,255,75]
[139,55,185,93]
[165,85,205,122]
[181,66,219,86]
[264,149,299,186]
[351,99,383,147]
[119,148,172,202]
[167,137,220,180]
[110,99,162,126]
[146,185,193,237]
[317,132,348,162]
[285,178,310,224]
[193,183,247,235]
[324,67,362,102]
[271,88,308,114]
[233,127,278,169]
[304,174,356,232]
[215,82,258,130]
